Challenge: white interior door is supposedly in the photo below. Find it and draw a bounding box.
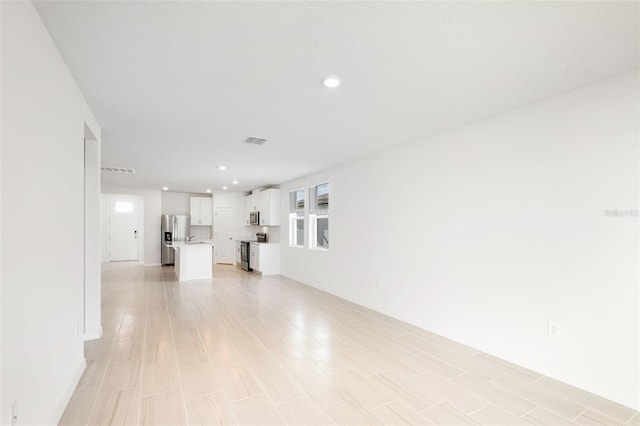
[214,206,234,264]
[109,196,139,261]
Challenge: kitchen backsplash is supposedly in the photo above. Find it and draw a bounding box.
[190,226,211,240]
[263,226,279,243]
[239,226,279,243]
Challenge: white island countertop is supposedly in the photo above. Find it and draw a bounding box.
[164,239,214,248]
[165,241,214,282]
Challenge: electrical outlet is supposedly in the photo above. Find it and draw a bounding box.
[10,400,17,426]
[547,320,559,338]
[375,279,381,290]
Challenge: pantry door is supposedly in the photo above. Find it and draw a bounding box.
[214,206,234,264]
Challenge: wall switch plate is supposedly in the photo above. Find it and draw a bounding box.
[547,320,559,337]
[10,400,17,425]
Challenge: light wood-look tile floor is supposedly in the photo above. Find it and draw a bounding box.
[60,262,638,426]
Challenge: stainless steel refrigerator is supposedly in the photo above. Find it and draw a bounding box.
[161,214,190,265]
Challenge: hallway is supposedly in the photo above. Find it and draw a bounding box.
[59,262,638,425]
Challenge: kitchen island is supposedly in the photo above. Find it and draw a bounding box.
[165,241,214,282]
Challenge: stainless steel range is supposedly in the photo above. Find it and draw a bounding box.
[241,233,267,271]
[240,240,252,271]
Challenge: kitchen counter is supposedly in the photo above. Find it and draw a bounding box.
[165,241,213,282]
[165,239,214,247]
[248,242,280,275]
[236,239,278,245]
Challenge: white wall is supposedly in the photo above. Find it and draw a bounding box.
[161,191,211,239]
[1,2,101,424]
[280,72,639,409]
[101,193,109,262]
[0,2,4,425]
[102,187,162,266]
[161,191,195,214]
[84,136,102,340]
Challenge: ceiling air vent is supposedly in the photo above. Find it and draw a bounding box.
[101,167,136,174]
[244,137,267,145]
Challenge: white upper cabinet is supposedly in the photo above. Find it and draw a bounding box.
[259,188,280,226]
[249,193,259,211]
[244,189,280,226]
[244,194,253,225]
[190,196,212,226]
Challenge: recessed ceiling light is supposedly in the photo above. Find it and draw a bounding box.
[222,186,228,190]
[232,180,239,185]
[218,165,227,171]
[323,75,341,88]
[206,189,212,193]
[162,186,168,191]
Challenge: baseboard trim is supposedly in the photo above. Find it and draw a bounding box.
[48,357,86,425]
[84,325,103,341]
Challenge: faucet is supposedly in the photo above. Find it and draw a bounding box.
[187,235,195,243]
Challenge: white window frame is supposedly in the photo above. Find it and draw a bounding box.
[114,201,134,213]
[309,213,329,251]
[289,189,305,248]
[309,182,329,251]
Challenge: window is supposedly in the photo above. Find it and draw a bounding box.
[114,201,133,213]
[289,189,305,247]
[309,183,329,250]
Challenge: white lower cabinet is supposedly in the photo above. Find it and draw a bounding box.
[249,242,260,271]
[249,242,279,275]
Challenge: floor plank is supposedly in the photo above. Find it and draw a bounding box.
[59,261,638,425]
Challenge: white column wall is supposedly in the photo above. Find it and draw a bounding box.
[1,2,101,424]
[84,137,102,340]
[280,72,639,409]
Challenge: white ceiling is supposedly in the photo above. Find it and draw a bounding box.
[34,1,639,193]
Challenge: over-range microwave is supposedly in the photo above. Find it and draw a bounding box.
[249,211,260,226]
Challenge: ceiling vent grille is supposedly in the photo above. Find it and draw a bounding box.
[101,167,136,174]
[244,137,267,145]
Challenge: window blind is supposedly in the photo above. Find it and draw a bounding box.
[310,183,329,214]
[289,189,305,213]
